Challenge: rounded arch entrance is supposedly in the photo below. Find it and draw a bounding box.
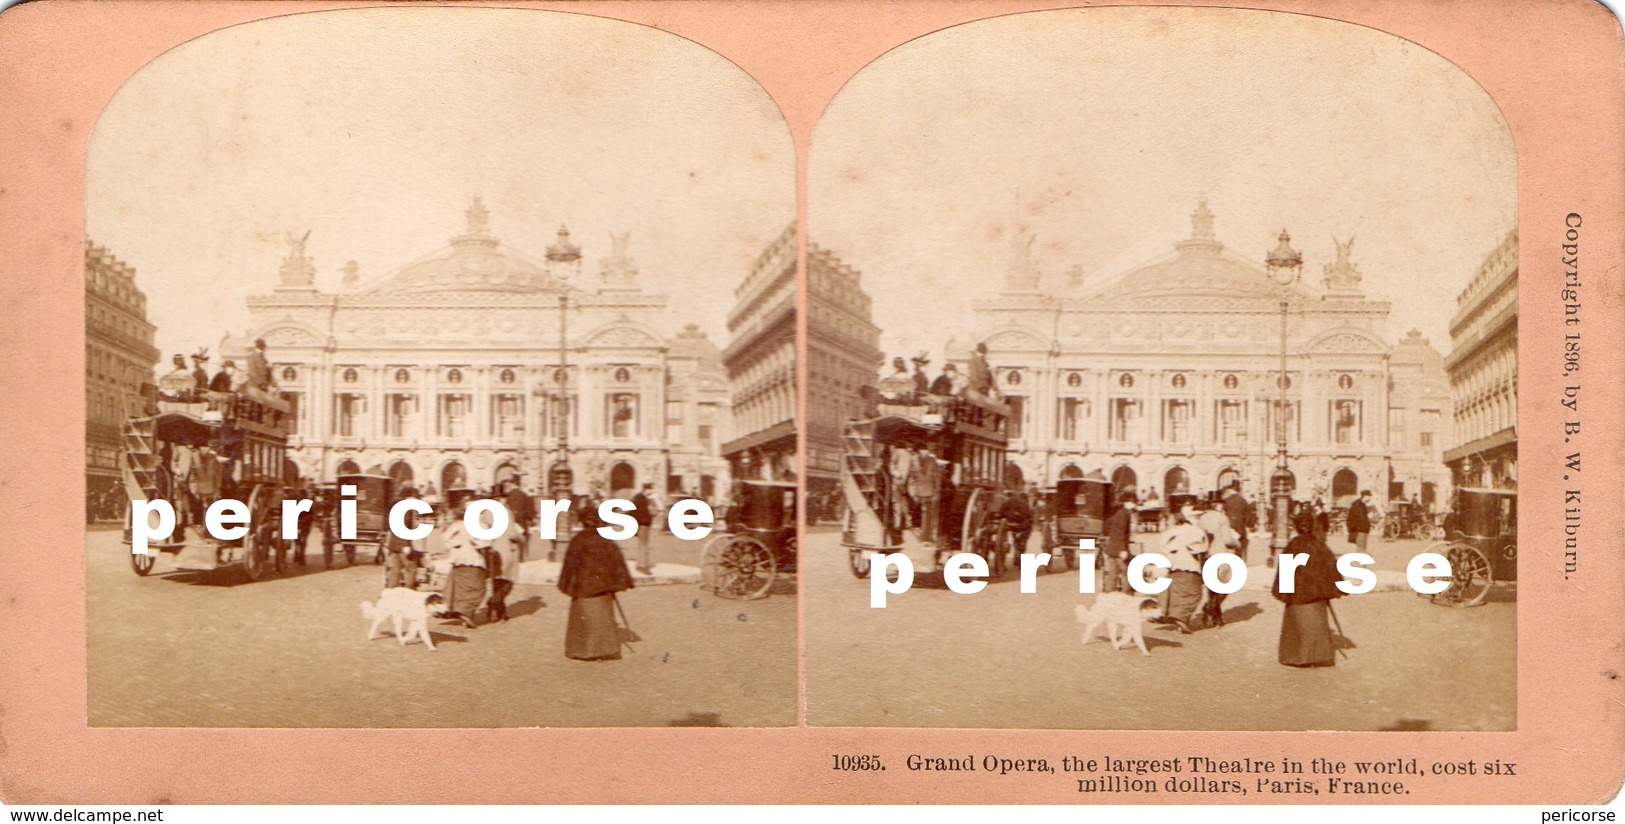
[336,459,361,477]
[609,461,636,496]
[388,460,415,489]
[440,461,468,493]
[1003,461,1025,491]
[1164,466,1191,497]
[1332,467,1360,506]
[493,461,520,492]
[1110,465,1137,502]
[1216,467,1241,493]
[282,458,302,487]
[1059,463,1084,481]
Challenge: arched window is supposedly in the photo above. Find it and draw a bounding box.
[394,368,410,383]
[447,369,463,384]
[500,368,516,384]
[1223,374,1239,390]
[1119,373,1134,389]
[281,366,298,382]
[614,367,632,384]
[1066,372,1083,388]
[1277,375,1292,390]
[342,368,358,383]
[1006,370,1022,386]
[1338,374,1355,390]
[1171,373,1187,389]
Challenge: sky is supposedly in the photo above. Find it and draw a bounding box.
[88,8,793,360]
[810,7,1517,362]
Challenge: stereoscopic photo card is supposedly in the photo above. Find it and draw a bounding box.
[0,0,1620,806]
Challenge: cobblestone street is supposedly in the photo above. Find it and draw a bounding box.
[804,528,1515,730]
[87,527,796,727]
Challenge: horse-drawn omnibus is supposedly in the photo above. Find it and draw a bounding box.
[840,393,1012,579]
[121,387,294,581]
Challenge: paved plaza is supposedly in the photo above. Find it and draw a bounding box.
[803,527,1516,731]
[87,527,796,728]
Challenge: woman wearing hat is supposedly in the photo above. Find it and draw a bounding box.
[1271,509,1346,667]
[557,499,636,661]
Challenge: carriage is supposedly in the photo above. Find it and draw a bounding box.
[1382,501,1441,541]
[316,473,396,569]
[839,393,1012,579]
[121,388,294,581]
[1425,488,1517,607]
[699,480,798,600]
[1044,474,1116,570]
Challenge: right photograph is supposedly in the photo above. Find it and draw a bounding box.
[804,7,1518,730]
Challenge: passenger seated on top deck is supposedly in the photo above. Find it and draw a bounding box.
[158,354,197,399]
[878,356,917,403]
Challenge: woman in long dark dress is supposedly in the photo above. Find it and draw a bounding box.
[557,501,636,661]
[1271,510,1345,667]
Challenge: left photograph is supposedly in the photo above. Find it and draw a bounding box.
[84,7,796,727]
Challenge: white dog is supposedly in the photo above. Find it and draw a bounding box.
[360,587,447,650]
[1075,592,1161,657]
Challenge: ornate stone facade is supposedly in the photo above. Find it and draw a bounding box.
[227,198,730,498]
[970,202,1452,510]
[85,241,161,513]
[1444,228,1517,491]
[805,242,883,496]
[721,224,796,485]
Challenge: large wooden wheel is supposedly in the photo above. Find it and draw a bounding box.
[701,534,776,600]
[130,550,156,576]
[1432,542,1493,607]
[241,485,280,582]
[960,488,996,563]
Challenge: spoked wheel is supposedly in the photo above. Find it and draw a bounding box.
[130,550,156,576]
[961,488,1001,572]
[701,535,776,600]
[1433,543,1493,607]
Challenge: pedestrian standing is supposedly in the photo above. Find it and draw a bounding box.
[1221,482,1252,564]
[1273,510,1346,667]
[558,500,636,661]
[1346,489,1373,553]
[441,494,489,629]
[631,483,656,574]
[1157,503,1207,634]
[1101,494,1137,593]
[485,512,527,622]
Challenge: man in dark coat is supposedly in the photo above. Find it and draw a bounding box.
[504,480,535,561]
[1346,489,1373,553]
[209,360,239,392]
[1101,493,1137,593]
[1221,482,1253,563]
[630,483,656,574]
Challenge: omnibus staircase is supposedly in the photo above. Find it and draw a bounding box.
[840,420,930,556]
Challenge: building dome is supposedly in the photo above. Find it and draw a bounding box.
[370,197,564,294]
[669,323,724,371]
[1096,202,1291,300]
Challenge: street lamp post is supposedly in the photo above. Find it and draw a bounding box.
[1265,230,1303,558]
[545,225,582,543]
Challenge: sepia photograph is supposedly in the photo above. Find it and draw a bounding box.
[83,7,797,727]
[804,6,1518,730]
